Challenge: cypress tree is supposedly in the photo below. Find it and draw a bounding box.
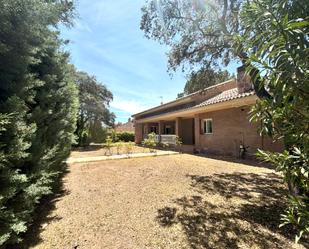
[0,0,78,245]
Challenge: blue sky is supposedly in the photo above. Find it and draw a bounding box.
[61,0,238,123]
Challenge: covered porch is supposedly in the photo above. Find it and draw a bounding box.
[139,117,196,146]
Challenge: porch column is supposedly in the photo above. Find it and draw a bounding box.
[134,122,143,144]
[175,117,182,137]
[194,114,200,148]
[158,120,164,135]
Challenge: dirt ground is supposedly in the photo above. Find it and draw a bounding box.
[70,144,159,158]
[22,154,307,249]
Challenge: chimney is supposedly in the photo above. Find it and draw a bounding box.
[237,66,253,93]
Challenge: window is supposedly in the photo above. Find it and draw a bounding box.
[202,119,213,134]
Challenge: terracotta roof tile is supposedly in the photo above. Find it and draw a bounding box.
[195,88,255,108]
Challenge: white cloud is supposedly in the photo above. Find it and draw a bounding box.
[110,99,153,115]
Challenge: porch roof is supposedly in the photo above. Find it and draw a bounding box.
[134,88,257,123]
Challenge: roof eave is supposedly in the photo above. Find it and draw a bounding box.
[134,95,258,123]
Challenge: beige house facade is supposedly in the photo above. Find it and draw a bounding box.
[132,68,283,157]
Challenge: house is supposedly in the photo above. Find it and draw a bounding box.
[114,119,134,133]
[132,67,283,157]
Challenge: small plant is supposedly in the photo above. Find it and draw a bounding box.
[116,141,123,155]
[125,141,134,156]
[142,132,157,152]
[105,136,113,155]
[175,136,182,153]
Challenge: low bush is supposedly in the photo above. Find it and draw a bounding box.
[142,133,157,152]
[117,132,135,142]
[109,130,134,143]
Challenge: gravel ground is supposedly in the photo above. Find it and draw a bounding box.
[22,154,307,249]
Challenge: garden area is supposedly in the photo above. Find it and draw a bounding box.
[70,132,181,162]
[70,142,160,158]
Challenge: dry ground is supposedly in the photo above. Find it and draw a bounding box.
[22,154,307,249]
[70,144,159,158]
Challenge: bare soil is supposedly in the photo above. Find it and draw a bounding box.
[23,154,307,249]
[70,144,159,158]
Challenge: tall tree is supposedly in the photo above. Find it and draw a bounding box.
[141,0,270,99]
[180,67,232,96]
[141,0,241,70]
[0,0,78,246]
[75,71,115,146]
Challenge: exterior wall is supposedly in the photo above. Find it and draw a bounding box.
[135,106,283,156]
[134,122,143,144]
[196,107,283,156]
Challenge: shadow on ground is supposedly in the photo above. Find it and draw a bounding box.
[7,164,70,249]
[195,153,275,169]
[157,172,308,249]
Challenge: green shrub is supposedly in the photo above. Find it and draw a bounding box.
[115,142,123,155]
[105,136,113,156]
[142,133,157,152]
[110,130,119,143]
[0,0,78,246]
[124,141,134,155]
[89,123,108,144]
[175,136,183,152]
[109,130,134,143]
[117,132,135,142]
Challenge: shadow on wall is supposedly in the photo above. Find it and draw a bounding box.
[157,172,308,249]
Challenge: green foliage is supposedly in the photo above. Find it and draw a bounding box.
[88,121,108,144]
[181,68,232,95]
[110,130,120,142]
[109,130,135,143]
[105,136,113,155]
[142,133,157,152]
[75,71,115,147]
[115,142,123,155]
[142,0,308,241]
[117,132,135,142]
[124,141,134,156]
[175,136,183,152]
[141,0,241,72]
[240,0,309,241]
[0,0,78,246]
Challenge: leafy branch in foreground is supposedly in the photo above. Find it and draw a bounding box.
[241,0,309,241]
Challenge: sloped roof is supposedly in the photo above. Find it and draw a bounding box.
[132,79,236,117]
[195,88,255,108]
